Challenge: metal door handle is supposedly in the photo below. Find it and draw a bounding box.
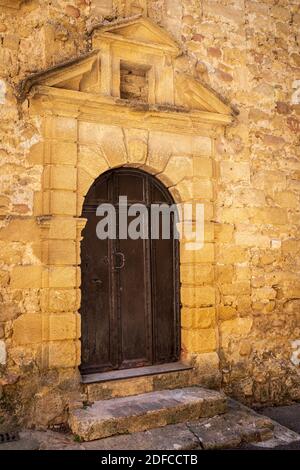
[114,252,125,270]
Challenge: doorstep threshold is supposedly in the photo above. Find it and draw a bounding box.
[81,362,193,384]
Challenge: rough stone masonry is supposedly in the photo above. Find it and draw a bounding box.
[0,0,299,428]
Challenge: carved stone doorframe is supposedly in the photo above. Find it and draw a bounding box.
[20,14,233,387]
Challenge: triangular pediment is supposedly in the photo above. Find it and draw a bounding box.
[18,51,101,98]
[92,16,180,54]
[18,18,234,124]
[175,74,232,115]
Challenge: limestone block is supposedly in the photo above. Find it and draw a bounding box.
[32,387,65,427]
[12,313,42,345]
[185,202,213,223]
[50,190,77,216]
[148,132,211,175]
[252,287,277,302]
[48,267,77,288]
[180,245,195,264]
[48,340,78,368]
[195,286,215,306]
[181,264,214,284]
[181,286,215,307]
[45,165,77,191]
[224,47,247,66]
[237,295,252,312]
[0,219,40,242]
[48,217,77,240]
[194,157,213,177]
[47,288,79,313]
[27,141,44,165]
[194,243,215,263]
[204,223,214,242]
[91,0,113,16]
[0,270,10,287]
[48,240,76,265]
[180,238,214,263]
[214,224,234,243]
[51,142,77,165]
[252,170,287,193]
[220,208,250,224]
[192,352,220,376]
[204,2,244,26]
[180,264,195,284]
[78,145,110,179]
[10,265,42,289]
[218,306,237,321]
[195,264,214,285]
[52,117,77,141]
[0,241,23,265]
[274,191,298,208]
[220,317,253,349]
[0,196,10,216]
[235,189,266,208]
[271,5,290,21]
[77,168,95,197]
[182,307,215,329]
[193,178,213,200]
[192,136,212,156]
[160,156,193,186]
[78,122,127,167]
[217,245,249,264]
[235,265,251,281]
[149,131,187,158]
[221,282,251,296]
[170,179,193,202]
[282,239,299,255]
[282,284,300,299]
[182,328,217,353]
[250,208,288,225]
[216,265,234,283]
[220,161,250,183]
[49,313,77,341]
[181,287,195,307]
[33,192,43,216]
[146,153,170,176]
[235,229,270,248]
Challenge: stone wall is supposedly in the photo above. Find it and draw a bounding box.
[0,0,299,427]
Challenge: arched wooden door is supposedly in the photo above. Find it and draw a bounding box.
[80,168,180,375]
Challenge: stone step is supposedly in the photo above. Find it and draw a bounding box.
[72,406,276,450]
[69,386,227,442]
[14,401,300,450]
[83,364,207,401]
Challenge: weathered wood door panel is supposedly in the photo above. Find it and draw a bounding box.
[80,168,180,375]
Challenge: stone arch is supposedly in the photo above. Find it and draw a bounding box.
[76,126,188,217]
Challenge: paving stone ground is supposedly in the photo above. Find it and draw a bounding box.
[245,404,300,450]
[1,400,300,451]
[258,404,300,434]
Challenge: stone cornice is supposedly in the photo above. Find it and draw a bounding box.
[29,86,233,135]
